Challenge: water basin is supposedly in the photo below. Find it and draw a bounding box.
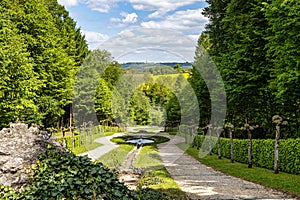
[126,138,155,144]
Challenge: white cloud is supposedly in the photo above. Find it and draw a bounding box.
[141,9,208,33]
[81,30,110,50]
[187,34,200,43]
[129,0,204,11]
[100,27,196,62]
[121,13,138,24]
[109,12,138,28]
[148,11,164,19]
[84,0,120,13]
[60,0,205,14]
[58,0,79,6]
[58,0,120,12]
[129,0,206,19]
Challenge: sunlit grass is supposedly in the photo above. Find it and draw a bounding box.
[72,142,103,155]
[65,131,119,155]
[135,145,188,199]
[134,146,163,168]
[95,144,134,168]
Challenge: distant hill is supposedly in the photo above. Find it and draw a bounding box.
[121,62,192,70]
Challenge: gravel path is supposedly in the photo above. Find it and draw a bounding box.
[158,135,297,200]
[78,133,123,161]
[78,127,298,199]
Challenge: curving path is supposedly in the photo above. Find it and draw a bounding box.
[158,134,297,200]
[78,133,123,161]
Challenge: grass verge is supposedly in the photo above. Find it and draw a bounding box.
[68,131,118,155]
[134,146,163,168]
[135,145,188,199]
[72,142,103,155]
[177,142,300,197]
[95,144,134,168]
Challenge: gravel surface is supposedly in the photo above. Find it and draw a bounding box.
[80,127,298,199]
[158,136,298,200]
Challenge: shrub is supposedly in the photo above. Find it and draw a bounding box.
[1,147,167,199]
[196,135,300,174]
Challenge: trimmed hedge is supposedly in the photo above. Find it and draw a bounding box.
[196,136,300,174]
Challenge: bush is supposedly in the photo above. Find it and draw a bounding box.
[196,135,300,174]
[1,147,167,199]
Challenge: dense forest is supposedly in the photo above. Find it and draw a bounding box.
[0,0,89,128]
[190,0,300,139]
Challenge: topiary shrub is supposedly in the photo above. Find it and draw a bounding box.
[195,135,300,175]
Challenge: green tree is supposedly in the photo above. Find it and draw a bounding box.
[73,50,114,126]
[95,79,112,121]
[0,4,39,127]
[130,90,151,125]
[14,0,88,127]
[188,36,211,128]
[265,0,300,136]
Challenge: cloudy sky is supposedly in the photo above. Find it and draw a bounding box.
[58,0,209,63]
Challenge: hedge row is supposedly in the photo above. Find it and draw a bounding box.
[196,136,300,174]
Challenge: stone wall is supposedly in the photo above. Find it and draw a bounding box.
[0,123,65,189]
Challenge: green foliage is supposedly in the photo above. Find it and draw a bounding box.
[0,0,89,128]
[197,135,300,174]
[0,185,18,199]
[1,147,167,199]
[130,90,152,125]
[265,0,300,135]
[200,0,300,137]
[0,3,39,127]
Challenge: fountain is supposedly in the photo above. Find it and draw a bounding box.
[126,136,155,148]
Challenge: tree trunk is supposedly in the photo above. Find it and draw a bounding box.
[90,126,93,144]
[70,105,74,150]
[209,128,212,155]
[196,130,200,150]
[230,129,234,163]
[185,128,188,144]
[217,133,221,159]
[71,127,75,150]
[248,130,252,168]
[202,129,205,152]
[192,127,195,147]
[274,125,280,174]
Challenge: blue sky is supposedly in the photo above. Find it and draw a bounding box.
[58,0,209,63]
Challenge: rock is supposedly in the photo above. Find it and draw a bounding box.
[0,123,66,190]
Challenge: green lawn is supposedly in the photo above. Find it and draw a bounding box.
[95,144,134,168]
[134,146,163,168]
[72,142,103,155]
[177,142,300,197]
[135,145,188,199]
[68,131,119,155]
